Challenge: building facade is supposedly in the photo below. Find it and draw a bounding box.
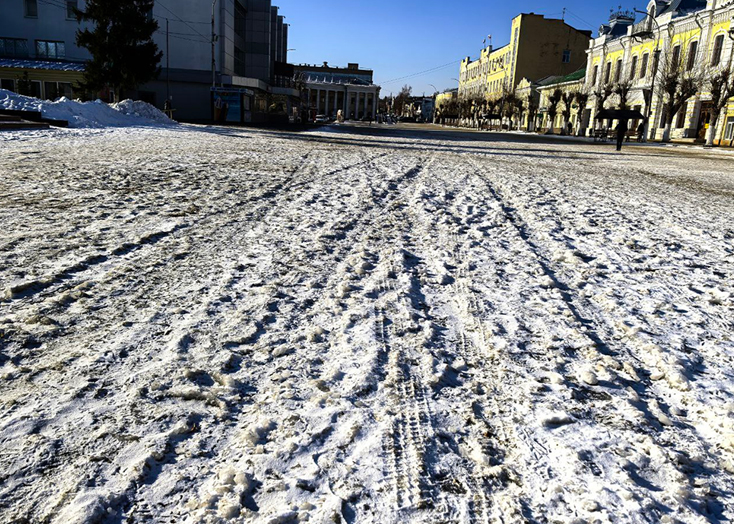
[458,13,592,100]
[584,0,734,144]
[0,0,299,122]
[295,63,380,120]
[536,68,587,133]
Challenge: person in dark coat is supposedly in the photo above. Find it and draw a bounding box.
[616,119,628,151]
[637,121,645,142]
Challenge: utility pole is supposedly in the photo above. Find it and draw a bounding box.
[211,0,218,89]
[166,18,170,102]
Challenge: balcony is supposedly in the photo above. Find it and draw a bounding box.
[630,18,654,40]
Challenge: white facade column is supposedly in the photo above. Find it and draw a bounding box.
[334,91,339,115]
[372,92,377,119]
[344,87,349,115]
[363,91,368,118]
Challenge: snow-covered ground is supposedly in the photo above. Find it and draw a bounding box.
[1,124,733,524]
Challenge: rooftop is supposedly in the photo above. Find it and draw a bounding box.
[0,58,86,72]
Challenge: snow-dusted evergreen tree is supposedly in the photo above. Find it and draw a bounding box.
[74,0,162,102]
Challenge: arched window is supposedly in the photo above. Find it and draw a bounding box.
[686,41,698,71]
[640,53,649,79]
[711,34,725,66]
[630,55,638,80]
[671,45,681,67]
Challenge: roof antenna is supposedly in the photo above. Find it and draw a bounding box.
[562,7,566,21]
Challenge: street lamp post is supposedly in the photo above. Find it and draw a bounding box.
[720,26,734,146]
[633,8,661,142]
[211,0,218,89]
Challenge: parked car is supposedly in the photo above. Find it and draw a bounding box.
[314,114,329,123]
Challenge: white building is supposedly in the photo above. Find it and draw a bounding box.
[0,0,299,122]
[295,63,380,120]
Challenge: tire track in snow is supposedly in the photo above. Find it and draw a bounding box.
[468,156,734,522]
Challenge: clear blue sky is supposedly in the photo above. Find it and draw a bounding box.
[276,1,648,96]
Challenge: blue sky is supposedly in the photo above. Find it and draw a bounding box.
[276,1,648,96]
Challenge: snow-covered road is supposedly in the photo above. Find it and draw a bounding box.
[1,124,733,524]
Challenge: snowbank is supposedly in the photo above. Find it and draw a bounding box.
[0,89,175,128]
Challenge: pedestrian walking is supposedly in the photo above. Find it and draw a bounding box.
[637,122,645,143]
[214,96,223,122]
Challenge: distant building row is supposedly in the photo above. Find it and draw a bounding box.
[451,2,734,145]
[0,0,380,123]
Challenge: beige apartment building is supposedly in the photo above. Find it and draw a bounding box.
[458,13,592,100]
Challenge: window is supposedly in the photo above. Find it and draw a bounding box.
[36,40,65,60]
[44,81,59,100]
[66,0,77,19]
[615,59,622,82]
[24,0,38,17]
[1,78,15,91]
[30,80,42,98]
[640,53,649,79]
[711,34,724,67]
[41,81,73,100]
[234,47,245,76]
[0,38,29,58]
[671,45,681,67]
[235,1,246,38]
[604,62,611,84]
[630,56,638,80]
[591,65,598,85]
[562,49,571,63]
[686,41,698,71]
[725,117,734,141]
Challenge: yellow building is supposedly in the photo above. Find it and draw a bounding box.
[0,59,84,100]
[584,1,734,144]
[459,13,592,101]
[537,68,587,133]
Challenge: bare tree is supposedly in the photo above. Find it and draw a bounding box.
[614,80,632,110]
[656,47,703,142]
[593,83,613,123]
[393,85,412,117]
[704,68,734,146]
[560,91,574,134]
[513,96,525,131]
[525,93,538,132]
[501,89,519,130]
[574,90,590,135]
[546,88,563,134]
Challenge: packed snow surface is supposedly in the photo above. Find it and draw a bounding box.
[0,124,733,524]
[0,89,175,128]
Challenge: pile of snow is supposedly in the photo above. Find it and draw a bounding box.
[0,89,175,128]
[111,99,174,125]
